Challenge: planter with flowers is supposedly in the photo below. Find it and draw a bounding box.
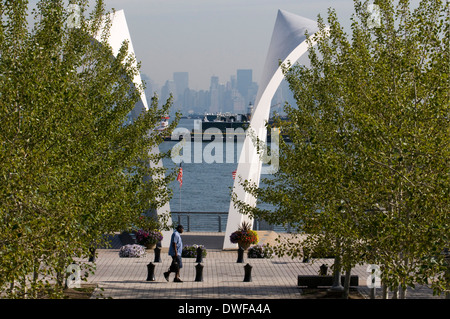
[248,244,273,259]
[182,244,207,258]
[119,244,146,258]
[136,229,163,250]
[229,221,259,250]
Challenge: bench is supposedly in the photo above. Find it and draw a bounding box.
[297,275,359,288]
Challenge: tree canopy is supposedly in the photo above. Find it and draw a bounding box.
[233,0,449,298]
[0,0,177,298]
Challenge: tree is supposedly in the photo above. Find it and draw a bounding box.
[0,0,177,298]
[233,0,449,298]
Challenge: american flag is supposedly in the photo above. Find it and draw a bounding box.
[232,169,236,180]
[177,164,183,187]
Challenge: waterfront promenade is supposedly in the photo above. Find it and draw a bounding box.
[85,231,444,300]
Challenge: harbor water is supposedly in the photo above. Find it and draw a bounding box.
[159,118,288,232]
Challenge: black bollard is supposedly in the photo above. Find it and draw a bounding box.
[146,262,156,281]
[88,248,96,262]
[195,246,203,263]
[154,246,161,262]
[243,263,252,282]
[195,263,204,282]
[236,247,244,263]
[319,264,328,276]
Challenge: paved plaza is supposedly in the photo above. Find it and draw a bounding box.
[84,231,444,301]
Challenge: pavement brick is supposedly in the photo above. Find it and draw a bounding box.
[85,232,445,300]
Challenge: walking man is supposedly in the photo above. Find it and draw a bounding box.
[164,224,184,282]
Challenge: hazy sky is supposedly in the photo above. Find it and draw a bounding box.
[93,0,358,91]
[29,1,422,91]
[26,1,423,90]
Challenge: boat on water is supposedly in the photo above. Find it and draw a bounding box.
[198,103,290,142]
[155,115,170,132]
[200,102,254,134]
[163,103,291,142]
[200,112,251,133]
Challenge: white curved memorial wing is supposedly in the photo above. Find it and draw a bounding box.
[97,10,172,247]
[223,10,320,249]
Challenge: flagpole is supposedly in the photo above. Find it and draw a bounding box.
[177,163,183,214]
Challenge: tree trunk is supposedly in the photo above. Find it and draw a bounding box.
[382,283,388,299]
[391,286,399,299]
[399,285,407,299]
[343,266,352,299]
[329,254,344,292]
[56,252,67,288]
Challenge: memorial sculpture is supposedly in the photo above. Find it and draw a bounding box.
[99,9,324,249]
[96,10,173,247]
[223,10,322,249]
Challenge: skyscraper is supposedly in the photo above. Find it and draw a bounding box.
[236,69,252,102]
[161,80,176,108]
[173,72,189,99]
[209,76,220,113]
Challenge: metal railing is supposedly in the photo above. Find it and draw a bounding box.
[170,212,292,233]
[171,212,227,232]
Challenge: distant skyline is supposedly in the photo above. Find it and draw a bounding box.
[94,0,358,91]
[28,1,421,91]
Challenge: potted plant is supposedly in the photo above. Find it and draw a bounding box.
[119,244,146,258]
[229,221,258,250]
[136,229,163,249]
[181,244,207,258]
[132,215,163,249]
[248,244,273,259]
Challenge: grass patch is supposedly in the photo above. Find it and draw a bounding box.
[300,288,365,299]
[63,284,97,299]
